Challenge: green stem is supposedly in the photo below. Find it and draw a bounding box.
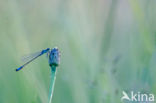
[48,65,57,103]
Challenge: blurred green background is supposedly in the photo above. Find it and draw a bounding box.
[0,0,156,103]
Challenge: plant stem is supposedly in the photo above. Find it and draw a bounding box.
[48,65,57,103]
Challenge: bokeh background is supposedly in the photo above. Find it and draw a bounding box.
[0,0,156,103]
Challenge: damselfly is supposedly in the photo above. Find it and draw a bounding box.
[16,47,60,71]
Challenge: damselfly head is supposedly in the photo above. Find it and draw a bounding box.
[49,47,60,67]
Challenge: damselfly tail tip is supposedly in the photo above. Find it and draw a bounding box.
[15,66,23,72]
